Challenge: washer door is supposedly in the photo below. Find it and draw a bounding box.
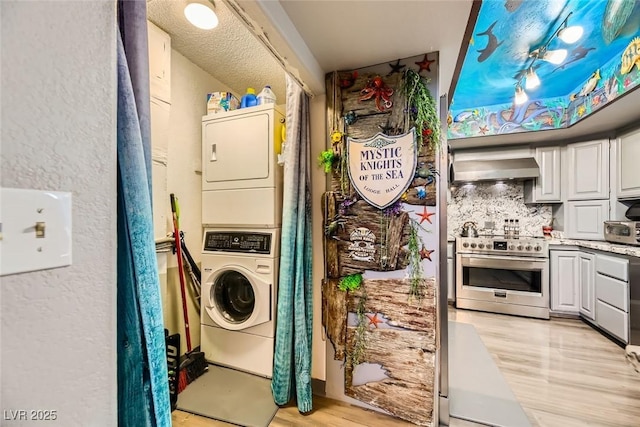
[204,266,271,331]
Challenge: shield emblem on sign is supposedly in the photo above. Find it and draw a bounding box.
[347,128,417,209]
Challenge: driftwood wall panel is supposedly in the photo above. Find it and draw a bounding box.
[323,53,440,427]
[321,278,347,361]
[345,278,436,426]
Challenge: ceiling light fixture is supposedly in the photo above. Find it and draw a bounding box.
[513,11,583,104]
[184,1,219,30]
[514,84,528,105]
[525,68,540,90]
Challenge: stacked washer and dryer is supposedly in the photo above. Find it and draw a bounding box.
[200,104,285,378]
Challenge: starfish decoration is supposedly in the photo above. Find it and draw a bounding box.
[419,246,435,261]
[479,125,489,135]
[366,312,384,328]
[415,206,436,224]
[415,54,435,73]
[387,59,406,76]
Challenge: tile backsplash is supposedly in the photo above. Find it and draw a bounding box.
[448,181,552,238]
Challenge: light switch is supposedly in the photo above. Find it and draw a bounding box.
[0,188,72,276]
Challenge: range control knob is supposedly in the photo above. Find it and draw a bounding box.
[508,244,515,250]
[462,242,469,248]
[470,243,477,248]
[534,245,542,251]
[525,245,532,251]
[517,245,523,251]
[478,243,485,249]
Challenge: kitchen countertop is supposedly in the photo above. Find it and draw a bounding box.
[547,238,640,258]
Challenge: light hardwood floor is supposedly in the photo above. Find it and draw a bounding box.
[175,308,640,426]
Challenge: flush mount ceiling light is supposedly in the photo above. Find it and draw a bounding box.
[184,1,218,30]
[513,11,583,104]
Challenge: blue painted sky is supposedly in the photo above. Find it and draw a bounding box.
[452,0,640,110]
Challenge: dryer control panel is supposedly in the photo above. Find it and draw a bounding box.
[203,231,272,254]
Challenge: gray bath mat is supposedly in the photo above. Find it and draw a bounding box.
[449,321,531,427]
[177,364,278,427]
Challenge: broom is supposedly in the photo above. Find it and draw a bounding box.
[170,194,207,392]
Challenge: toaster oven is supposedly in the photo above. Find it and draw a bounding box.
[604,221,640,246]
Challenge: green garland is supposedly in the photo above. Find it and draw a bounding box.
[407,219,424,302]
[402,69,441,150]
[318,149,338,173]
[338,273,363,292]
[348,291,368,369]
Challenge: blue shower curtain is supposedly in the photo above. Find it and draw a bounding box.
[117,1,170,426]
[271,75,314,412]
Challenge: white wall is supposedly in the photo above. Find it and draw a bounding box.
[162,49,235,351]
[1,1,117,424]
[310,94,327,382]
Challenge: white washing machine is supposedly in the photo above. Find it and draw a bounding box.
[201,104,285,228]
[200,227,279,378]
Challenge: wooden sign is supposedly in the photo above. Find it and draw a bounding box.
[347,129,417,209]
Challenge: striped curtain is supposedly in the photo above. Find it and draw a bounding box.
[271,74,314,412]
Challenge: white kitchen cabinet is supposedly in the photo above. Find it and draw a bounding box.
[594,253,629,343]
[148,21,171,104]
[578,251,596,320]
[617,128,640,199]
[565,200,609,240]
[447,242,455,302]
[524,146,561,203]
[550,250,579,314]
[567,139,609,200]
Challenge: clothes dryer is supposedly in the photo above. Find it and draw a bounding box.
[201,104,284,228]
[200,228,279,378]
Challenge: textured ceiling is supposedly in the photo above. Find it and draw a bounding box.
[147,0,287,101]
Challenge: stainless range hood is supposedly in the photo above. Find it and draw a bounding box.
[451,157,540,183]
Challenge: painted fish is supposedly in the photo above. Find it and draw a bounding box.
[551,46,596,73]
[504,0,523,12]
[578,70,601,97]
[453,111,473,122]
[476,21,503,62]
[602,0,636,44]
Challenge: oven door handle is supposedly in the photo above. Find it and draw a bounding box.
[460,254,547,270]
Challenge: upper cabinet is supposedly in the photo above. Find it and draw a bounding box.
[525,146,561,203]
[147,21,171,104]
[617,128,640,200]
[567,140,609,200]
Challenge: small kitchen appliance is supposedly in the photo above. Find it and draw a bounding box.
[604,221,640,246]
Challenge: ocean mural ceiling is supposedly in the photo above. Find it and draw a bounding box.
[449,0,640,139]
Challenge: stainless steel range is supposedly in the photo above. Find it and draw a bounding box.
[456,235,550,319]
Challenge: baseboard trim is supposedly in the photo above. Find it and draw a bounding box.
[312,378,326,396]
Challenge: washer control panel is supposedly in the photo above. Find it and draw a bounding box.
[203,231,272,254]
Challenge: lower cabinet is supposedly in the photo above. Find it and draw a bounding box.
[594,253,630,343]
[551,249,630,343]
[578,252,596,320]
[550,250,579,314]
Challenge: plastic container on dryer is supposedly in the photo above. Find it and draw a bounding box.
[257,85,276,105]
[240,88,257,109]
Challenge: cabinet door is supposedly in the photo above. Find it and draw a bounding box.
[617,128,640,199]
[565,200,609,240]
[550,251,579,313]
[447,257,455,302]
[567,140,609,200]
[579,252,596,320]
[535,146,561,201]
[147,21,171,103]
